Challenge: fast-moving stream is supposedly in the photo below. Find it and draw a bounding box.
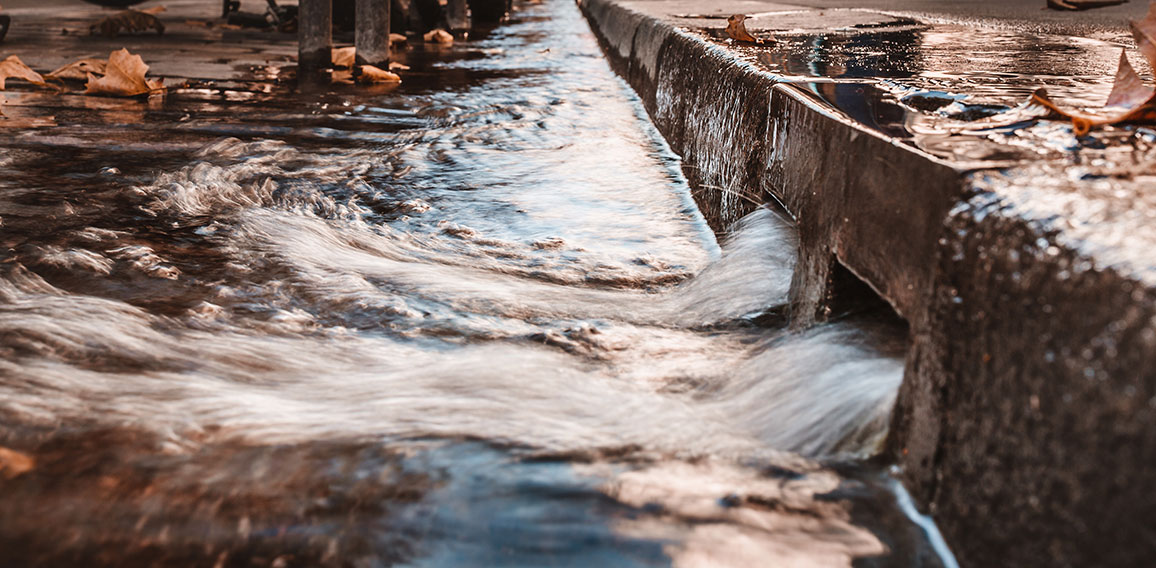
[0,1,937,566]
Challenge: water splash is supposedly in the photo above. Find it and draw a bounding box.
[0,0,917,564]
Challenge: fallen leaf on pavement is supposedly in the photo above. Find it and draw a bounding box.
[85,48,165,97]
[0,55,46,90]
[0,447,34,479]
[423,29,453,44]
[90,10,165,38]
[47,58,107,81]
[725,14,763,44]
[332,46,356,68]
[1030,1,1156,135]
[356,64,401,84]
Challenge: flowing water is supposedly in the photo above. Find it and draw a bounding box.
[0,1,937,566]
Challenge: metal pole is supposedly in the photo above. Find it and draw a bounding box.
[355,0,391,67]
[298,0,333,72]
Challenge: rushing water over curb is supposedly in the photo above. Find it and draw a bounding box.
[0,1,921,565]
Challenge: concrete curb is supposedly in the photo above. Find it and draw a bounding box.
[579,0,1156,565]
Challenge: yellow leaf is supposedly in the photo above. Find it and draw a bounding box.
[423,29,453,44]
[47,58,107,81]
[725,14,763,44]
[0,447,34,479]
[0,55,47,90]
[356,64,401,84]
[85,48,165,97]
[332,46,356,69]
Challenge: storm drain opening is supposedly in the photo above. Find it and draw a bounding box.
[823,260,910,359]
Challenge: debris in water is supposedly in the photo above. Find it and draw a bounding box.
[332,46,356,69]
[90,10,165,38]
[0,447,34,479]
[725,14,764,44]
[1030,0,1156,135]
[0,55,46,90]
[390,32,408,45]
[356,64,401,84]
[424,28,454,44]
[84,49,165,97]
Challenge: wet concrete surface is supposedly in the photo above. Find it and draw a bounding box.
[581,0,1156,565]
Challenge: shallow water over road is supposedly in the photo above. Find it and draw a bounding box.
[0,1,935,565]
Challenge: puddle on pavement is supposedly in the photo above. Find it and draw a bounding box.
[0,1,947,566]
[697,17,1143,164]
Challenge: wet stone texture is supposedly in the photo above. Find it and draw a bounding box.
[581,0,1156,564]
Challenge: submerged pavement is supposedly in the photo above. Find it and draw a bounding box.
[580,0,1156,566]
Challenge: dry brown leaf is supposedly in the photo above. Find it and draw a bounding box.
[47,58,107,81]
[423,29,453,44]
[390,32,408,45]
[0,447,34,479]
[90,10,165,38]
[389,61,410,71]
[332,46,356,69]
[356,64,401,84]
[725,14,762,44]
[1029,1,1156,135]
[0,56,46,90]
[85,48,165,97]
[140,5,167,14]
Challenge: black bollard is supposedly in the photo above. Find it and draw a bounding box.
[446,0,470,33]
[298,0,333,72]
[355,0,391,67]
[466,0,506,24]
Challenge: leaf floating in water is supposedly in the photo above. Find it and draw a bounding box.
[0,447,34,479]
[47,58,107,81]
[332,46,356,69]
[85,49,165,97]
[90,10,165,38]
[725,14,764,44]
[423,28,453,44]
[1030,0,1156,135]
[356,64,401,84]
[0,55,47,90]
